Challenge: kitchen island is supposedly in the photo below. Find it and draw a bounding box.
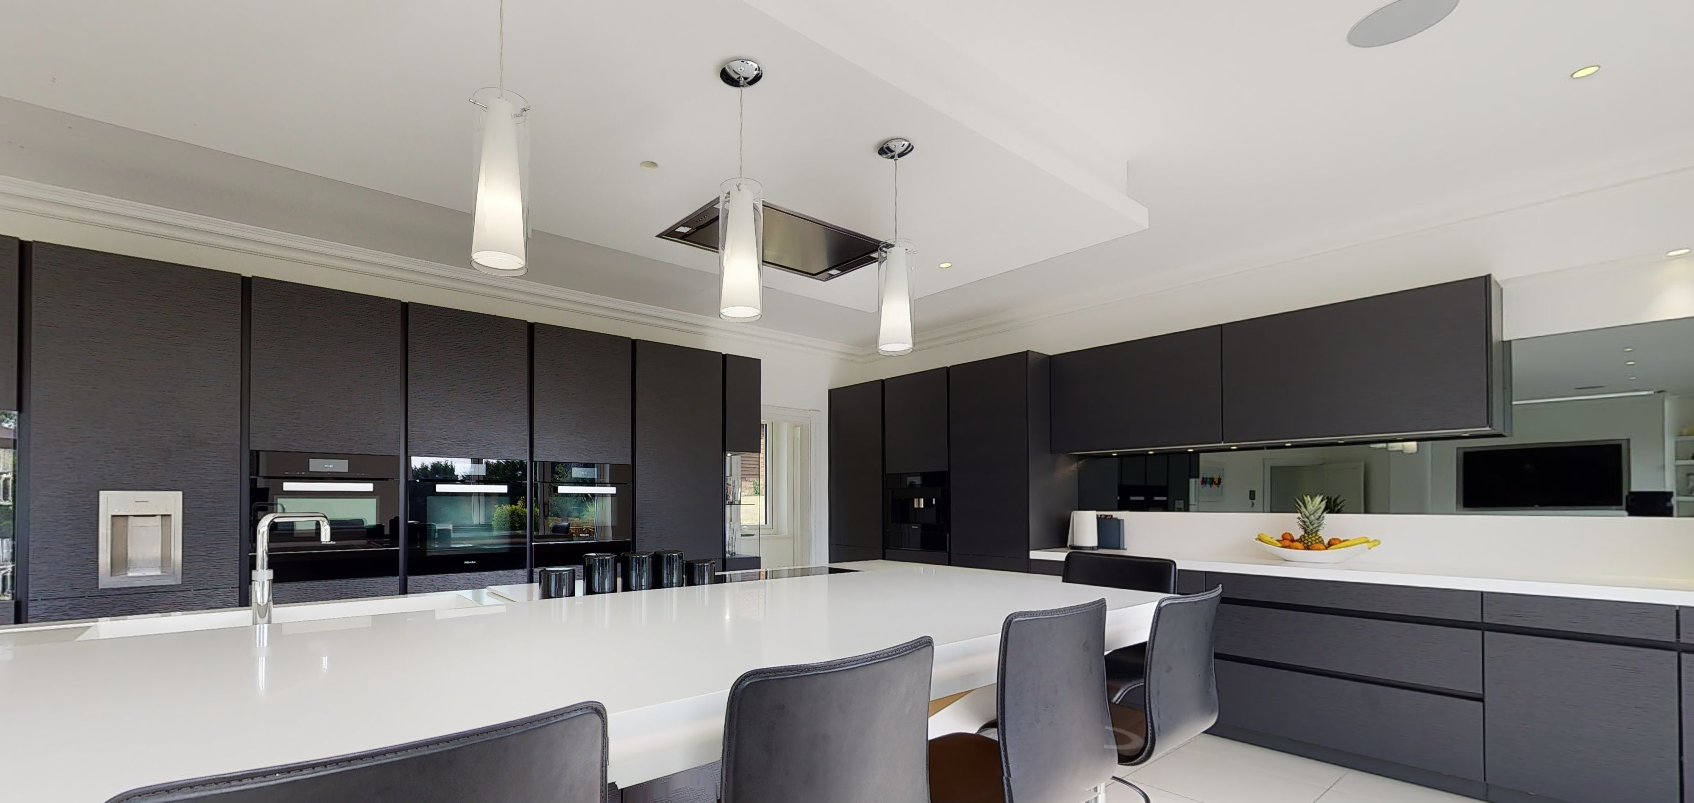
[0,563,1165,802]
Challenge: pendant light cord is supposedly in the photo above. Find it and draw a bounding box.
[738,86,745,179]
[497,0,505,97]
[892,156,900,243]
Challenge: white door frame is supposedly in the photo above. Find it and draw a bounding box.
[763,404,826,567]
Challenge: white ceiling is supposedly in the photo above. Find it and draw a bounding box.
[1513,316,1694,401]
[0,0,1691,350]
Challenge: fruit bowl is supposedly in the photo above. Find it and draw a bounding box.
[1254,539,1379,564]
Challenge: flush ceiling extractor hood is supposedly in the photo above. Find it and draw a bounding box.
[657,199,884,281]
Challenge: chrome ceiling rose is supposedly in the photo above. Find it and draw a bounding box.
[878,137,915,160]
[1348,0,1461,48]
[719,59,763,87]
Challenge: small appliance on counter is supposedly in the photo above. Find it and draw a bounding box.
[1096,515,1125,550]
[884,471,949,563]
[1068,510,1098,550]
[407,456,528,578]
[532,461,632,571]
[250,452,401,584]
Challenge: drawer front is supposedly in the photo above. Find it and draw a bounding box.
[1216,659,1484,781]
[1484,593,1676,642]
[1681,608,1694,644]
[1176,570,1209,594]
[1211,573,1480,621]
[1216,604,1482,694]
[1030,559,1064,577]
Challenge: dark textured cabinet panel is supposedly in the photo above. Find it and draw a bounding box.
[1175,570,1209,594]
[1682,608,1694,644]
[883,368,948,473]
[828,381,882,557]
[1484,592,1676,642]
[1024,354,1073,552]
[1683,654,1694,803]
[532,324,631,463]
[1030,559,1064,577]
[407,568,527,594]
[949,552,1028,573]
[722,354,761,454]
[273,576,400,605]
[1217,659,1485,782]
[635,341,723,561]
[1051,327,1223,453]
[29,587,239,621]
[26,244,242,616]
[1216,604,1483,693]
[1077,457,1119,510]
[1484,632,1679,803]
[0,236,16,409]
[885,548,948,566]
[949,354,1029,562]
[1211,573,1481,621]
[407,304,530,458]
[249,278,403,455]
[1221,277,1507,443]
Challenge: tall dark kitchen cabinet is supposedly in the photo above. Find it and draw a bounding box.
[407,304,531,591]
[723,354,761,455]
[635,341,723,561]
[532,325,632,463]
[25,244,243,621]
[947,352,1074,572]
[249,278,404,603]
[0,236,17,411]
[828,380,883,563]
[883,368,947,474]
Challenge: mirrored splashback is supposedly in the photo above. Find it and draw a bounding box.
[1093,316,1694,518]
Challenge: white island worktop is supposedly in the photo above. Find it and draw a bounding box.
[0,563,1165,802]
[1035,511,1694,606]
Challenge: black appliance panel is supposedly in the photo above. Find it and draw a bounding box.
[885,471,949,554]
[250,451,401,582]
[408,456,529,575]
[534,462,632,543]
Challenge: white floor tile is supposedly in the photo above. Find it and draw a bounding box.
[1325,771,1478,803]
[1106,780,1206,803]
[1183,735,1348,788]
[1127,745,1330,803]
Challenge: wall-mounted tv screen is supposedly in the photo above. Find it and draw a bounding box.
[1459,441,1628,510]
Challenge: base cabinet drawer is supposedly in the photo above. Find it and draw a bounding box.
[1484,632,1680,803]
[1216,604,1482,694]
[1216,659,1484,782]
[1211,573,1479,621]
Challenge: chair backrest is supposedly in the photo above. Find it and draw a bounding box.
[1134,586,1222,765]
[996,600,1118,803]
[107,702,608,803]
[720,637,934,803]
[1062,552,1178,594]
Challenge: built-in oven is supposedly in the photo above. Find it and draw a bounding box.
[407,456,529,576]
[250,452,401,582]
[531,462,632,570]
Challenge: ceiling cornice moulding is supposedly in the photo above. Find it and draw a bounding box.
[0,173,863,361]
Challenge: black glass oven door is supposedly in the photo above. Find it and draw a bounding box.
[408,457,529,575]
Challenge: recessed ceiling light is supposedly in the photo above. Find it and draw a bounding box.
[1629,376,1639,381]
[674,226,692,234]
[1570,65,1601,79]
[1626,360,1637,366]
[1624,347,1635,353]
[1347,0,1461,48]
[1668,248,1692,258]
[1284,443,1293,447]
[639,160,659,170]
[938,262,953,269]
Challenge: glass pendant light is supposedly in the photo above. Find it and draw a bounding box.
[718,59,764,322]
[469,0,530,276]
[877,138,916,356]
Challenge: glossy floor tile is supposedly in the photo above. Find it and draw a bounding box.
[1104,736,1481,803]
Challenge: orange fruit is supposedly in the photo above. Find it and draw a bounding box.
[1280,532,1294,539]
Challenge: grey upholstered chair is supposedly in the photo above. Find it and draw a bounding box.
[929,600,1119,803]
[1111,586,1223,802]
[720,636,935,803]
[105,702,608,803]
[1061,552,1178,702]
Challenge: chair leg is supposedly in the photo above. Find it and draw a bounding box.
[1111,776,1152,803]
[1090,782,1110,803]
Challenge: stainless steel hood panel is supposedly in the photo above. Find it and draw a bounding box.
[657,198,884,281]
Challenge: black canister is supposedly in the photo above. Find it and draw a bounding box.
[622,551,656,591]
[656,550,686,588]
[538,566,580,599]
[583,552,618,595]
[685,558,717,586]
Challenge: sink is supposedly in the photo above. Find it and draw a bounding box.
[0,590,501,643]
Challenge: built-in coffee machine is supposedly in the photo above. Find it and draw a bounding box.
[884,471,949,563]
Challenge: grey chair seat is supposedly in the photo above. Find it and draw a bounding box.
[1063,552,1177,697]
[1105,644,1147,702]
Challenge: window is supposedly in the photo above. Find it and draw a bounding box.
[739,423,768,528]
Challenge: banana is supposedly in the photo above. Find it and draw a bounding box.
[1331,537,1371,549]
[1255,533,1281,546]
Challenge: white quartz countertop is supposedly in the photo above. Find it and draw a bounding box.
[0,563,1164,802]
[1031,547,1694,606]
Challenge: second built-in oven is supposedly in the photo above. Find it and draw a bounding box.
[407,456,529,576]
[532,462,632,569]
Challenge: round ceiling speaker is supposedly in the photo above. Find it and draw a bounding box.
[1348,0,1461,48]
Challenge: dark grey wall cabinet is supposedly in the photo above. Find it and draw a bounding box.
[532,325,632,463]
[949,352,1075,563]
[635,341,722,561]
[1484,632,1680,803]
[249,278,403,455]
[1050,327,1223,453]
[27,244,242,619]
[1220,277,1508,444]
[1077,457,1119,510]
[723,354,761,454]
[883,368,948,474]
[0,236,17,410]
[407,304,530,459]
[828,380,882,562]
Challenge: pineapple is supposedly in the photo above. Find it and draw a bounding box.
[1295,495,1327,548]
